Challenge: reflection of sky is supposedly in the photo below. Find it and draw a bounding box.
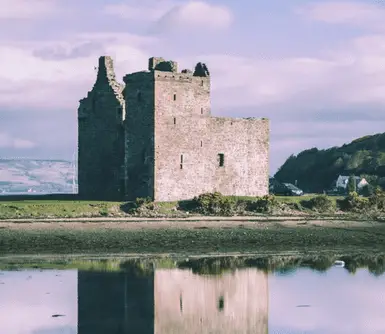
[1,266,385,333]
[269,267,385,334]
[0,270,77,334]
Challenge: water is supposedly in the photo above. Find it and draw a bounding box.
[0,255,385,334]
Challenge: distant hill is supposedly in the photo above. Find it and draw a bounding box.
[274,133,385,193]
[0,159,76,195]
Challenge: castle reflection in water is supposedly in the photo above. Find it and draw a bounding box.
[78,266,268,334]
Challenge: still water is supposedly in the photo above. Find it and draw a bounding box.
[1,255,385,334]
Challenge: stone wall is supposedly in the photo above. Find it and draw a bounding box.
[154,268,269,334]
[153,65,269,201]
[123,71,155,200]
[77,56,125,200]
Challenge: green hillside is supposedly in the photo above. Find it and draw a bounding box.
[274,133,385,193]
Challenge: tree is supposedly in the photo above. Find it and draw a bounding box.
[347,175,356,193]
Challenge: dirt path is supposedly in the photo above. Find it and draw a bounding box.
[0,217,381,230]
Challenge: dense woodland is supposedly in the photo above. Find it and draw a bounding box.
[274,132,385,193]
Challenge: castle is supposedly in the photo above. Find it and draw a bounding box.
[77,56,269,201]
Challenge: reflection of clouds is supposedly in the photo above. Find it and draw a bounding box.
[269,267,385,334]
[0,270,77,334]
[32,325,76,334]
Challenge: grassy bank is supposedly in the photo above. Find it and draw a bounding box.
[1,221,385,255]
[0,193,359,219]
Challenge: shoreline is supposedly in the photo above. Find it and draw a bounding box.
[1,217,385,255]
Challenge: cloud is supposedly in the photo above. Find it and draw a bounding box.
[105,0,176,21]
[0,33,154,110]
[152,1,233,32]
[0,133,36,149]
[296,1,385,30]
[0,0,61,19]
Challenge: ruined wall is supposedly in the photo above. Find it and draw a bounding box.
[154,268,269,334]
[77,56,125,200]
[153,61,269,201]
[123,71,155,200]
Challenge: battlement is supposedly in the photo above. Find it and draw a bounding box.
[123,57,210,83]
[148,57,178,72]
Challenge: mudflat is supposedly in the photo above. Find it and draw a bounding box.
[0,216,384,255]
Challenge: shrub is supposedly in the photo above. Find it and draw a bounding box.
[337,192,369,212]
[246,195,278,213]
[360,184,375,197]
[127,197,157,215]
[368,188,385,211]
[301,195,335,212]
[192,192,236,216]
[135,197,153,207]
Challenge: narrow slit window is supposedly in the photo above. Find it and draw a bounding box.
[180,154,183,169]
[218,296,224,311]
[201,107,203,114]
[173,94,176,101]
[218,153,224,167]
[174,117,176,125]
[201,80,204,86]
[200,141,203,147]
[180,295,183,313]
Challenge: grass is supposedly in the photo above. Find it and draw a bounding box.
[0,194,373,219]
[0,200,123,219]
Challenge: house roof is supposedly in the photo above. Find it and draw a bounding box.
[338,175,362,182]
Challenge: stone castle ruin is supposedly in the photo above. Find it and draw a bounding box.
[78,56,269,201]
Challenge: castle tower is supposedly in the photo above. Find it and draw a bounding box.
[77,56,125,200]
[122,57,211,200]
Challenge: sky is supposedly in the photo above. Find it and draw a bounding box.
[1,0,385,174]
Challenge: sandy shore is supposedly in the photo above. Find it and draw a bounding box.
[0,216,381,230]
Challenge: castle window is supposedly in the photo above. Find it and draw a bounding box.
[218,296,224,311]
[201,108,203,114]
[201,80,204,86]
[173,94,176,101]
[174,117,176,125]
[218,153,224,167]
[201,141,203,147]
[180,295,183,313]
[137,91,142,101]
[180,154,183,169]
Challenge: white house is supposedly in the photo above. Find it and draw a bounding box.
[335,175,368,190]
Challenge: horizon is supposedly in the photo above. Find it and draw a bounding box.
[1,0,385,174]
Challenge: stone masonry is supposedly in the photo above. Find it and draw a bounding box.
[78,56,269,201]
